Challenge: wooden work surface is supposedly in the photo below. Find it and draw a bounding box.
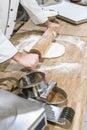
[2,17,87,130]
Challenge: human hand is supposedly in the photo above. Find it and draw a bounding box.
[45,20,61,34]
[12,52,39,69]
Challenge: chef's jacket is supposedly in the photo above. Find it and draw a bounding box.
[0,0,48,63]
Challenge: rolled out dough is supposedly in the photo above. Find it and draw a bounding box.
[43,43,65,58]
[24,42,65,59]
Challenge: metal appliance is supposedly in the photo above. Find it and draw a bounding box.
[0,89,47,130]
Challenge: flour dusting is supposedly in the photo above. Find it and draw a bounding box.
[56,36,85,50]
[37,63,81,72]
[16,35,41,52]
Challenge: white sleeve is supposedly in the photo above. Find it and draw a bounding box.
[0,31,18,63]
[20,0,48,25]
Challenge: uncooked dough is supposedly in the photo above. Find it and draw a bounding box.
[43,43,65,58]
[43,9,58,17]
[24,42,65,59]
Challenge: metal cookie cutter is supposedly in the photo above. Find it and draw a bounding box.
[18,71,45,89]
[39,80,67,105]
[18,71,67,105]
[18,71,47,98]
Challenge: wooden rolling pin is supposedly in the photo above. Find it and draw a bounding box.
[29,28,57,58]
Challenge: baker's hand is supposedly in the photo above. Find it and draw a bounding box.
[45,20,60,33]
[12,52,39,69]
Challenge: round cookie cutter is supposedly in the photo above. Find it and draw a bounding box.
[18,71,68,105]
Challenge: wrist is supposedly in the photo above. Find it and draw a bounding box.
[45,20,52,28]
[12,52,22,62]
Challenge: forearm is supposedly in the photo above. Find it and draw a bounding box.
[12,52,22,62]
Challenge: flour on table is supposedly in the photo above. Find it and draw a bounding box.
[37,63,81,72]
[56,36,85,50]
[16,35,41,52]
